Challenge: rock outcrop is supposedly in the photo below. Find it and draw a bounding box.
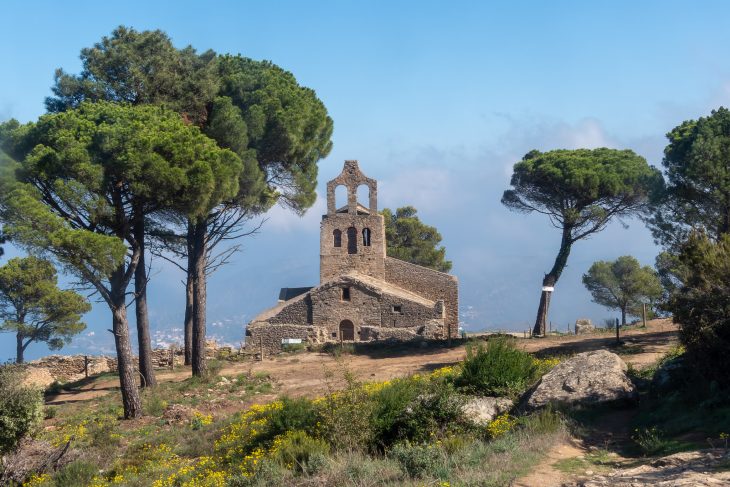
[524,350,636,409]
[570,449,730,486]
[575,319,595,335]
[461,396,513,425]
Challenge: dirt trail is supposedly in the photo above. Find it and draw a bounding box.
[47,319,678,406]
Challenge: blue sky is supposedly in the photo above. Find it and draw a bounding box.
[2,1,730,361]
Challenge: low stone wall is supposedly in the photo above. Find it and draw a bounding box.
[248,319,445,355]
[247,323,329,355]
[26,355,117,385]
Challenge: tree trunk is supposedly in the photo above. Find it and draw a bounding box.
[134,220,157,388]
[191,220,208,377]
[532,226,573,337]
[184,223,194,366]
[110,277,142,419]
[16,333,24,364]
[184,273,194,366]
[621,306,627,327]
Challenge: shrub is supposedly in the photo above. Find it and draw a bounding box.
[53,460,98,487]
[316,371,374,451]
[268,430,330,473]
[519,406,565,436]
[390,441,442,478]
[369,377,467,451]
[142,390,168,417]
[215,397,320,472]
[632,426,668,456]
[455,337,538,397]
[0,365,43,454]
[204,359,224,380]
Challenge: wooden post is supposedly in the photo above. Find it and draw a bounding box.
[642,303,647,328]
[84,355,89,378]
[615,317,620,344]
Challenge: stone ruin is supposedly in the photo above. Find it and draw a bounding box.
[246,160,459,355]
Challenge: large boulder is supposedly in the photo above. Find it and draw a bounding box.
[461,396,513,426]
[524,350,636,409]
[575,318,595,335]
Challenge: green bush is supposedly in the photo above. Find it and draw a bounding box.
[269,430,330,473]
[370,378,466,450]
[0,365,43,454]
[455,337,538,397]
[142,390,168,417]
[669,234,730,387]
[267,397,320,438]
[53,460,98,487]
[390,441,442,478]
[317,377,373,451]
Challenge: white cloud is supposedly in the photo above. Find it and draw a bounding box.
[264,193,327,233]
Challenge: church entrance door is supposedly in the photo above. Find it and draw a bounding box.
[339,320,355,341]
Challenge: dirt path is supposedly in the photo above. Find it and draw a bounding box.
[46,319,678,407]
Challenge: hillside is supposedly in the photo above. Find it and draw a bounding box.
[6,318,728,486]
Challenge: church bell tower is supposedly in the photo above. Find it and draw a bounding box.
[320,161,386,283]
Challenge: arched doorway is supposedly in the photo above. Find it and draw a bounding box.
[339,320,355,341]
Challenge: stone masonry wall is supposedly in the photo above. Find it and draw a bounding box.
[384,257,459,337]
[310,279,443,339]
[26,355,118,384]
[320,213,386,282]
[246,323,329,355]
[268,295,313,325]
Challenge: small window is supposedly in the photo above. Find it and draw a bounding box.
[333,229,342,247]
[332,331,337,338]
[362,228,371,246]
[347,227,357,254]
[392,305,402,314]
[342,287,351,301]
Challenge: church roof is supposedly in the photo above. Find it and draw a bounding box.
[278,287,313,301]
[335,203,371,215]
[249,271,435,324]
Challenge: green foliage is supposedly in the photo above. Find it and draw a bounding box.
[52,460,99,487]
[456,337,539,397]
[0,101,242,265]
[0,365,44,454]
[582,255,662,325]
[0,256,90,362]
[390,441,443,478]
[370,378,466,451]
[669,233,730,387]
[382,206,452,272]
[142,390,168,417]
[268,430,330,474]
[215,54,333,212]
[317,375,373,451]
[267,397,320,439]
[46,26,218,126]
[649,107,730,248]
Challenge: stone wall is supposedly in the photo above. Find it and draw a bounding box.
[246,323,329,355]
[384,257,459,337]
[320,213,386,282]
[26,355,117,384]
[267,294,313,325]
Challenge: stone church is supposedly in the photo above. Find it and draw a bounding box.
[246,160,458,353]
